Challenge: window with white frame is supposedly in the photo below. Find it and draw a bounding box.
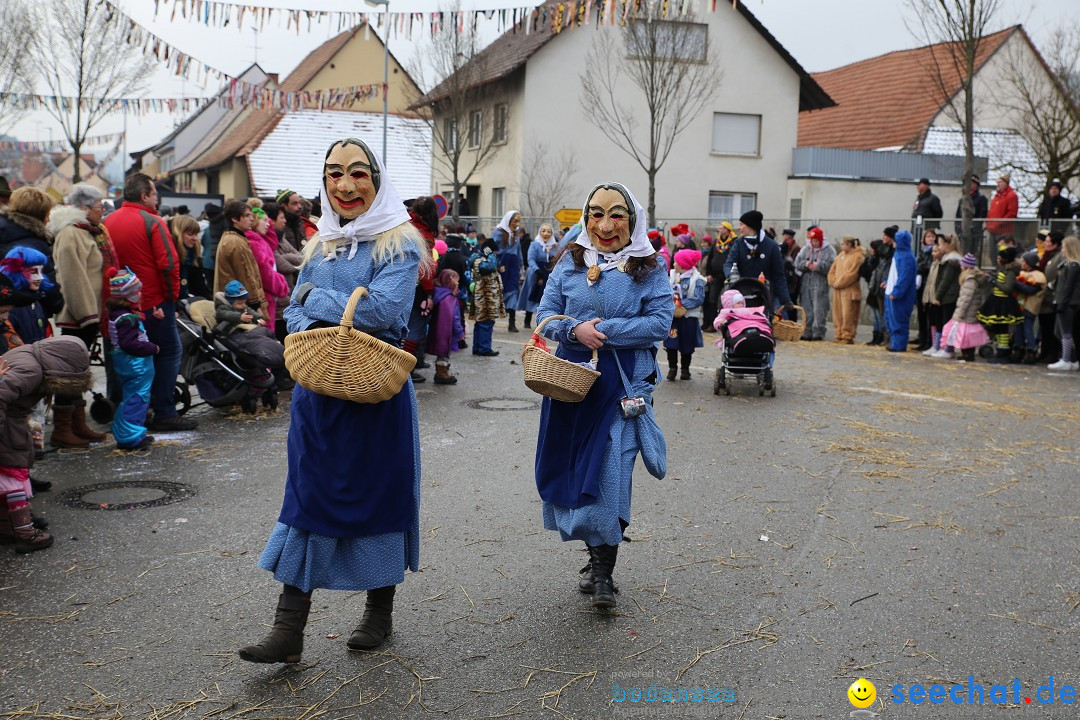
[627,20,707,62]
[443,118,459,152]
[789,198,802,229]
[711,113,761,156]
[492,187,506,217]
[493,103,508,144]
[708,191,756,224]
[468,109,482,149]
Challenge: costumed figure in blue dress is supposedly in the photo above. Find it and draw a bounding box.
[517,222,557,329]
[239,137,432,664]
[534,182,672,610]
[885,230,917,352]
[494,210,522,332]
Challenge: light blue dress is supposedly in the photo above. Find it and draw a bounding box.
[517,240,556,313]
[258,239,423,592]
[535,254,673,546]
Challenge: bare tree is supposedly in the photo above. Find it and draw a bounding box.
[905,0,1002,253]
[580,11,721,220]
[0,0,36,133]
[519,141,580,220]
[999,28,1080,200]
[29,0,155,182]
[408,5,504,224]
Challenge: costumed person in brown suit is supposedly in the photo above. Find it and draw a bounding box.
[827,236,866,344]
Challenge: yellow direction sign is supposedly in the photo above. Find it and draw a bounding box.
[553,208,581,226]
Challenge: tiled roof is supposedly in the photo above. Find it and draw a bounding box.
[923,126,1040,217]
[176,108,283,173]
[417,1,832,111]
[798,26,1017,150]
[247,110,432,200]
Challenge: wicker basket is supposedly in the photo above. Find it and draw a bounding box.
[772,305,806,342]
[284,286,417,403]
[521,314,601,403]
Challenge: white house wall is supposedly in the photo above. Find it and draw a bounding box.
[787,177,966,233]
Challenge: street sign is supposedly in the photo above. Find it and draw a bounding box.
[433,194,448,219]
[554,208,581,225]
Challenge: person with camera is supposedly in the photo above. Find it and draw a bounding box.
[532,182,671,611]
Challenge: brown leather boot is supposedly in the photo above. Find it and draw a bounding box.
[49,406,90,449]
[238,593,311,664]
[71,399,107,442]
[10,505,54,553]
[347,585,395,650]
[433,361,457,385]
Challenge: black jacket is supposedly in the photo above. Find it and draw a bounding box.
[723,234,791,306]
[913,190,943,230]
[954,191,988,237]
[1038,194,1073,223]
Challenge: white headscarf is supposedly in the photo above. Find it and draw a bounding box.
[496,210,520,237]
[315,140,409,261]
[574,182,654,286]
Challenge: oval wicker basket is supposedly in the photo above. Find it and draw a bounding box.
[521,314,601,403]
[284,286,417,403]
[772,305,806,342]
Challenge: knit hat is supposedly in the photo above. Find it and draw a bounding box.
[808,227,824,241]
[719,221,734,234]
[740,210,763,233]
[721,289,745,309]
[434,239,448,255]
[961,253,978,269]
[224,280,249,300]
[1021,250,1039,269]
[670,223,689,237]
[108,266,142,300]
[998,246,1018,263]
[674,249,702,271]
[274,189,296,204]
[647,229,661,241]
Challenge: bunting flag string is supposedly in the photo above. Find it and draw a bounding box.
[146,0,710,35]
[0,131,125,152]
[103,0,383,111]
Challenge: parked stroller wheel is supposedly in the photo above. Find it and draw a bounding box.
[174,381,192,416]
[978,344,994,359]
[770,381,777,398]
[263,389,279,411]
[763,368,774,392]
[713,368,723,396]
[240,395,258,414]
[724,371,733,396]
[89,392,115,424]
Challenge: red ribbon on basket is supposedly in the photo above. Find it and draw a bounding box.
[530,333,551,353]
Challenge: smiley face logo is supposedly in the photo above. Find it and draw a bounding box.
[848,678,876,708]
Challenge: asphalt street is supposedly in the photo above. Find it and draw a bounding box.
[1,323,1079,720]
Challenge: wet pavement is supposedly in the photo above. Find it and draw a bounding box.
[2,324,1079,720]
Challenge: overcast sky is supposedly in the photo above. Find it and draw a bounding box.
[8,0,1080,181]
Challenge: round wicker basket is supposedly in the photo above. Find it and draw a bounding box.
[284,286,417,403]
[772,305,806,342]
[521,314,601,403]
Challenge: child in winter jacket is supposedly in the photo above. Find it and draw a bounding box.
[1015,251,1047,364]
[426,270,465,385]
[977,246,1024,363]
[941,253,991,362]
[0,247,55,345]
[215,280,265,335]
[106,267,158,450]
[0,336,91,552]
[664,249,705,380]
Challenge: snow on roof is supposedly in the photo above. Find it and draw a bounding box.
[922,126,1042,217]
[247,110,432,200]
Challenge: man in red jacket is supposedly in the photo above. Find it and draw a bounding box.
[103,173,197,431]
[986,174,1019,248]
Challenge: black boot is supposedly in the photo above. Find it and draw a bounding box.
[238,593,311,664]
[524,311,533,329]
[680,353,692,380]
[1023,349,1037,365]
[579,546,620,594]
[590,544,619,609]
[666,349,678,381]
[347,585,396,651]
[507,310,519,333]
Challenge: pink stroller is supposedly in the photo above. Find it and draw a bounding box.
[713,278,777,397]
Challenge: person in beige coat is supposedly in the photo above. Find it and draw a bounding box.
[47,183,116,447]
[827,236,866,343]
[213,200,268,320]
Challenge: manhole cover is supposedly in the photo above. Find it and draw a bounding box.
[61,481,197,511]
[463,397,540,412]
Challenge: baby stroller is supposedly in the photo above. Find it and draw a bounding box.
[176,299,281,414]
[713,277,777,397]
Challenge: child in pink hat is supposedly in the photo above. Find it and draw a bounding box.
[663,249,705,380]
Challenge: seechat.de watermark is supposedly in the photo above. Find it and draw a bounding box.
[891,676,1076,706]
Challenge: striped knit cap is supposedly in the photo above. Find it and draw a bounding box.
[109,266,142,300]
